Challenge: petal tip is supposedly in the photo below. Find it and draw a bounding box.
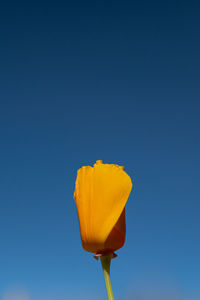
[94,160,103,166]
[119,166,125,170]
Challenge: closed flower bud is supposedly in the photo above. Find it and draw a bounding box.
[74,160,132,254]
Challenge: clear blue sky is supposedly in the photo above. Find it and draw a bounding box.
[0,0,200,299]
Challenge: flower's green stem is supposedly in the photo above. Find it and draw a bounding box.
[100,255,114,300]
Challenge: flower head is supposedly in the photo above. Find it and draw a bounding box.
[74,160,132,254]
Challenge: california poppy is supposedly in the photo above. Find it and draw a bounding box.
[74,160,132,255]
[74,160,132,300]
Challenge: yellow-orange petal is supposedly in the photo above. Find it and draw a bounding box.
[104,208,126,252]
[74,160,132,253]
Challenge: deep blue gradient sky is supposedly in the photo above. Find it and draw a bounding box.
[0,1,200,299]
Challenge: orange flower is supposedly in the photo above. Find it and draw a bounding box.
[74,160,132,254]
